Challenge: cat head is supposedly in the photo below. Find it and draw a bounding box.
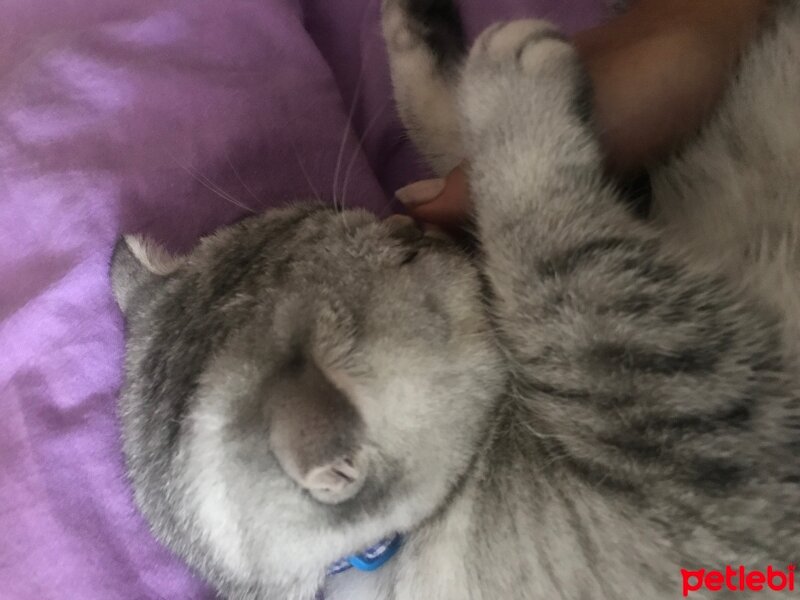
[111,204,503,582]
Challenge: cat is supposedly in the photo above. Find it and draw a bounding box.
[111,0,800,598]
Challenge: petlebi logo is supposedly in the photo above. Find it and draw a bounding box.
[681,565,797,596]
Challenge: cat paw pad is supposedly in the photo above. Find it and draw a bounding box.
[471,19,572,73]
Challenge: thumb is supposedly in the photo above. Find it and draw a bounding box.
[395,165,471,228]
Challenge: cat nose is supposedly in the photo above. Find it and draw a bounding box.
[301,450,368,504]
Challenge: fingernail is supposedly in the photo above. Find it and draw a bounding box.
[394,178,446,207]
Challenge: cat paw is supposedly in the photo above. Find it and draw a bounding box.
[459,19,586,148]
[469,19,573,74]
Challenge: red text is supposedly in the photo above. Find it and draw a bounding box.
[682,565,796,596]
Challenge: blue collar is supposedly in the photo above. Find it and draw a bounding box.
[327,533,403,574]
[316,533,403,599]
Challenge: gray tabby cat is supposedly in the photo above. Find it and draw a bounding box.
[110,1,800,598]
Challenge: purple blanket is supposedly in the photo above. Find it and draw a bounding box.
[0,1,604,597]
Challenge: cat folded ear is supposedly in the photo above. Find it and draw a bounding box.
[110,234,185,314]
[268,359,368,505]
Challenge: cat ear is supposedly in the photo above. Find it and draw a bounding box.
[268,360,368,505]
[110,235,185,314]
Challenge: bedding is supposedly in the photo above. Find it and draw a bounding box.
[0,1,604,597]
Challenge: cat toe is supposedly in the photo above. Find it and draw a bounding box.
[470,19,571,72]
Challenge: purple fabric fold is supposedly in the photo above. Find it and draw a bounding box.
[0,1,604,597]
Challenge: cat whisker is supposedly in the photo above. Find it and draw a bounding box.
[170,154,256,214]
[518,420,561,441]
[340,96,392,207]
[331,70,364,217]
[225,152,261,205]
[290,138,324,204]
[331,0,377,229]
[277,96,325,205]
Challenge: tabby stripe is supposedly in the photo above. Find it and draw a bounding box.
[644,401,753,437]
[545,438,641,497]
[588,341,720,375]
[536,237,645,280]
[680,457,746,496]
[521,377,635,409]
